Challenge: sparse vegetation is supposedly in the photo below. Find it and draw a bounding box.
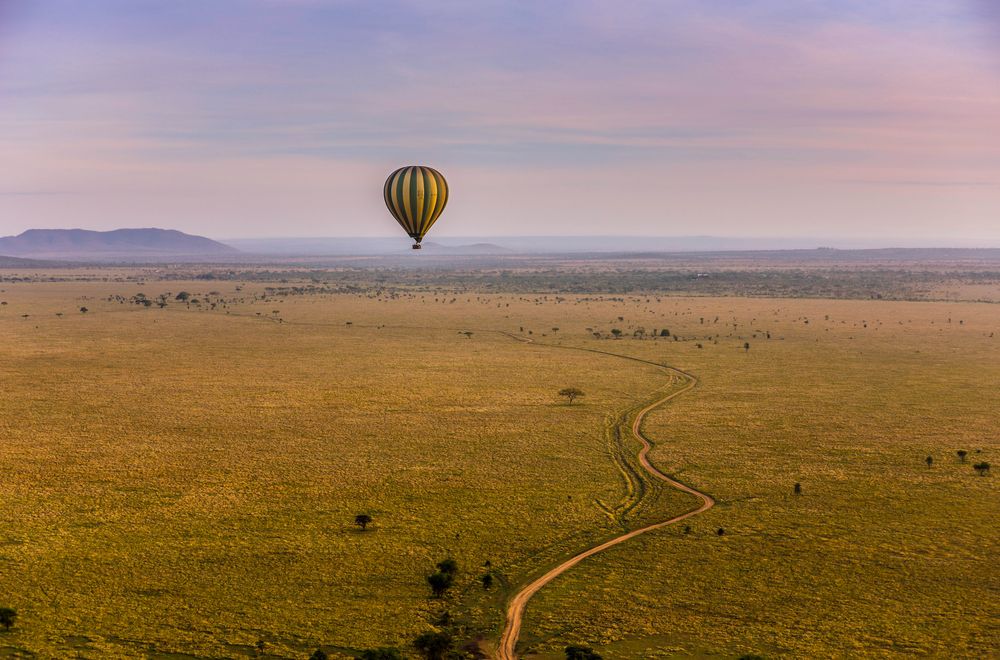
[357,648,402,660]
[0,274,995,658]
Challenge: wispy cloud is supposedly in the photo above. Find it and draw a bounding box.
[0,190,75,196]
[0,0,997,241]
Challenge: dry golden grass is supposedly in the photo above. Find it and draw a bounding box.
[519,298,999,658]
[0,278,997,658]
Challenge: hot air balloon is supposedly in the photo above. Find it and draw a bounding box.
[383,165,449,249]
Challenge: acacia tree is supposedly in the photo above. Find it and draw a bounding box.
[427,571,453,597]
[565,646,603,660]
[0,607,16,631]
[559,388,585,404]
[413,631,452,660]
[973,462,991,476]
[957,450,968,463]
[354,514,373,530]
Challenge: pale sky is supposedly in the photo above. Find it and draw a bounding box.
[0,0,998,243]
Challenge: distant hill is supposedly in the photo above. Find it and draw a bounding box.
[222,235,1000,256]
[420,242,511,255]
[0,228,238,260]
[0,254,63,268]
[222,236,513,256]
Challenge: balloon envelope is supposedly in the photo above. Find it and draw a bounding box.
[383,166,448,249]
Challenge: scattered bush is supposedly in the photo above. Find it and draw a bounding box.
[436,558,458,575]
[357,648,402,660]
[414,631,452,660]
[565,645,603,660]
[427,571,453,597]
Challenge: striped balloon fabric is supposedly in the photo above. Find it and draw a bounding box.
[383,166,449,249]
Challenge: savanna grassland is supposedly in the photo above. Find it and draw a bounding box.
[0,267,997,659]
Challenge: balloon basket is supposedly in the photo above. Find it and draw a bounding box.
[412,243,422,250]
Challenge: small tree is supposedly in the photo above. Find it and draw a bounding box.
[793,482,802,495]
[427,571,453,597]
[436,558,458,576]
[925,455,933,468]
[973,462,991,476]
[358,649,403,660]
[175,291,191,301]
[717,528,725,536]
[660,328,670,337]
[744,342,750,352]
[565,645,603,660]
[0,607,16,630]
[354,513,373,530]
[414,631,452,660]
[481,573,493,590]
[610,328,622,338]
[559,387,585,404]
[79,306,88,314]
[957,450,968,463]
[310,649,328,660]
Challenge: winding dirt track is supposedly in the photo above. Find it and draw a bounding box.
[179,313,713,657]
[495,339,715,660]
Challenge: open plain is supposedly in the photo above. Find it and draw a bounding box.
[0,264,997,658]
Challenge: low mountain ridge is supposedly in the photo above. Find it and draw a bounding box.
[0,228,238,259]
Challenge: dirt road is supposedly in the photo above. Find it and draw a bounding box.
[496,341,714,660]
